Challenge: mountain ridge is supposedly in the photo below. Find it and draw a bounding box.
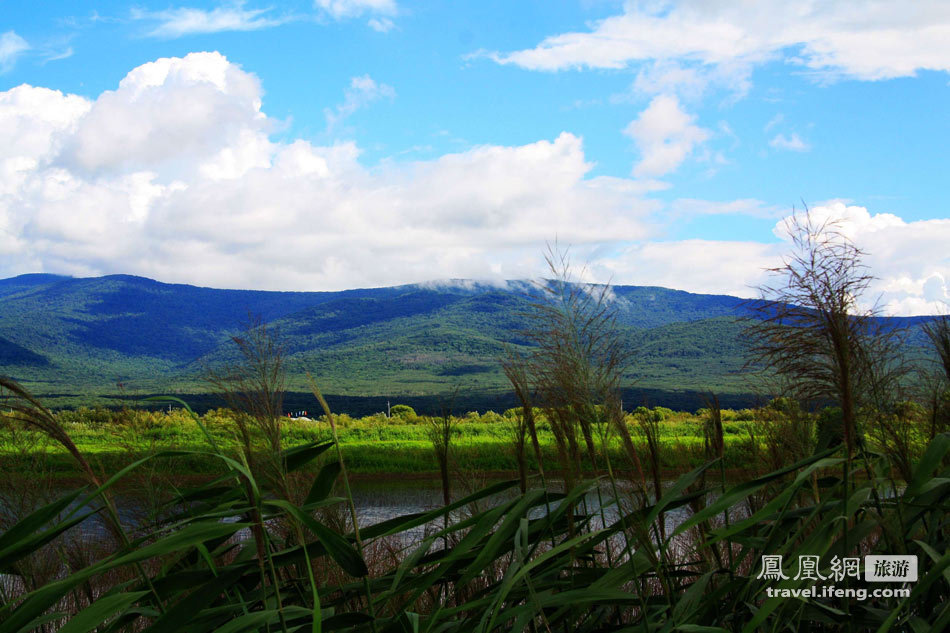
[0,273,938,412]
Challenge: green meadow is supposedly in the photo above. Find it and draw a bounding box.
[0,401,934,478]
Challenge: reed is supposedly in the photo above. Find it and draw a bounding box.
[0,376,947,632]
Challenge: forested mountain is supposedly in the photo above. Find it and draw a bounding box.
[0,273,935,412]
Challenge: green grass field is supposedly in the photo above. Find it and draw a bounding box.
[0,401,906,477]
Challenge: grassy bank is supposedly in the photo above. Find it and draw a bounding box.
[0,404,757,476]
[1,401,932,477]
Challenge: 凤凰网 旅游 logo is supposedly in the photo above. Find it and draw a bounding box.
[756,554,917,602]
[756,554,918,583]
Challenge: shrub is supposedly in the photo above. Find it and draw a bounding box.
[653,406,674,421]
[389,404,416,420]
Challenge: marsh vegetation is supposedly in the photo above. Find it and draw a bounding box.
[0,221,948,631]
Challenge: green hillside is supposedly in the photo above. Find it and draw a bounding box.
[0,273,937,412]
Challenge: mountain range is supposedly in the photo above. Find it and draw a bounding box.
[0,273,936,413]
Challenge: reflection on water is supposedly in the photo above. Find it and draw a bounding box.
[0,474,727,604]
[348,478,447,527]
[348,477,699,538]
[4,475,713,551]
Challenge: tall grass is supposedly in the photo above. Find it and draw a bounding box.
[1,375,948,631]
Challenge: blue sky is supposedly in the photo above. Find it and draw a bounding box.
[1,1,949,314]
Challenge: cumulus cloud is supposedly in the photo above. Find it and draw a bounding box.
[0,31,30,73]
[769,132,810,152]
[597,239,780,299]
[2,53,944,316]
[624,95,710,178]
[774,201,950,315]
[56,53,269,177]
[0,85,91,202]
[133,3,288,38]
[0,52,655,291]
[488,1,950,91]
[592,201,950,316]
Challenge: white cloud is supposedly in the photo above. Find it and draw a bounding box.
[367,17,395,33]
[134,3,287,38]
[631,61,708,101]
[769,132,810,152]
[0,53,655,291]
[43,47,74,63]
[315,0,397,30]
[0,85,91,202]
[316,0,397,30]
[593,202,950,316]
[488,1,950,87]
[922,274,948,303]
[57,52,268,176]
[324,74,395,131]
[624,95,710,178]
[772,201,950,315]
[597,239,779,299]
[630,59,753,102]
[764,114,784,132]
[669,198,780,219]
[2,53,944,316]
[0,31,30,73]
